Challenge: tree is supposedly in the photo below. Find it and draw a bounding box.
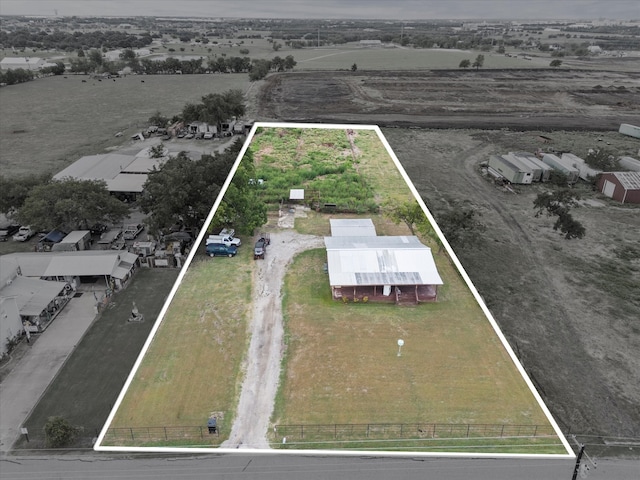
[351,63,358,72]
[249,59,271,81]
[384,199,443,251]
[140,143,241,235]
[533,190,585,239]
[17,178,129,232]
[208,148,267,235]
[550,59,563,68]
[472,54,485,70]
[284,55,297,70]
[459,59,471,69]
[0,173,50,217]
[44,416,81,448]
[148,111,169,127]
[586,148,617,171]
[436,204,486,249]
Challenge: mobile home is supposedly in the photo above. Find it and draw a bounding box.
[509,152,543,182]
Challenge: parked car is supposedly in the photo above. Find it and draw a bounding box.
[123,223,144,240]
[13,225,35,242]
[206,243,237,257]
[203,131,214,139]
[0,225,20,242]
[177,130,186,138]
[185,133,194,139]
[89,223,108,236]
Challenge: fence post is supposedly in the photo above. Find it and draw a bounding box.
[500,424,505,437]
[533,425,538,437]
[400,424,403,437]
[130,427,134,441]
[164,427,167,440]
[367,424,370,438]
[301,424,304,439]
[466,424,470,438]
[335,424,337,439]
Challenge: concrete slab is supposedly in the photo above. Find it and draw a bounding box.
[0,292,98,452]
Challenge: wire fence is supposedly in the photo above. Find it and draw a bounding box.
[103,425,220,446]
[273,423,558,442]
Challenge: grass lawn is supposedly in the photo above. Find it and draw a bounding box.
[272,247,565,453]
[105,247,254,446]
[17,268,179,447]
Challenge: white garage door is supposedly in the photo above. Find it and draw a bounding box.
[602,179,616,198]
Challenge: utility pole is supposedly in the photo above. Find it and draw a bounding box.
[571,444,585,480]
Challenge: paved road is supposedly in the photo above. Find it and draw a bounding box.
[0,291,99,452]
[1,453,637,479]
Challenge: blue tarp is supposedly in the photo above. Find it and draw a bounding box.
[42,229,67,244]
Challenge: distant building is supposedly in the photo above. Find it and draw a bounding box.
[0,57,49,71]
[596,172,640,204]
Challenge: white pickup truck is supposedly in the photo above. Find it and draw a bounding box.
[206,234,241,247]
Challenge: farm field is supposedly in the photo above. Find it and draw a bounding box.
[103,126,566,454]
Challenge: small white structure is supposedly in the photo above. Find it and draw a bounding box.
[618,156,640,172]
[330,219,377,237]
[289,189,305,201]
[542,154,580,183]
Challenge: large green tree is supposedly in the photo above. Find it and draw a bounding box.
[140,143,240,235]
[384,199,443,251]
[210,148,267,235]
[0,173,51,218]
[181,89,245,129]
[436,204,486,249]
[17,178,129,231]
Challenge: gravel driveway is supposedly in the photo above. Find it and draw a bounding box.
[222,208,324,448]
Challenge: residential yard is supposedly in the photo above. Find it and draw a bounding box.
[15,268,179,448]
[105,248,254,446]
[271,244,564,454]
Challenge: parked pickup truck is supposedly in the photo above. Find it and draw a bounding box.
[123,223,144,240]
[206,234,241,247]
[253,233,270,260]
[13,225,35,242]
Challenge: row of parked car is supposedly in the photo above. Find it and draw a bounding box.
[205,228,240,257]
[0,225,35,242]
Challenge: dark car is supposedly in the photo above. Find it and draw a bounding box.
[206,243,237,257]
[0,225,20,242]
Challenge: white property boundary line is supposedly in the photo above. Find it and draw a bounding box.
[95,122,574,459]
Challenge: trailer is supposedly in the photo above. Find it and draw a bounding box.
[521,154,553,182]
[619,123,640,140]
[541,154,580,183]
[487,155,533,184]
[561,153,601,181]
[618,156,640,172]
[509,152,543,182]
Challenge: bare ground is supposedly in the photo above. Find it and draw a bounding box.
[222,208,323,448]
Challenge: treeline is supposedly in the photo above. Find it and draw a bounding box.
[69,49,296,79]
[0,29,153,51]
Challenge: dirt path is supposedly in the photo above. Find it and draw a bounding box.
[222,210,323,448]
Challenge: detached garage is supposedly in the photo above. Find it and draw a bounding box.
[597,172,640,204]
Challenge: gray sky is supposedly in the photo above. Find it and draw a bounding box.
[0,0,638,20]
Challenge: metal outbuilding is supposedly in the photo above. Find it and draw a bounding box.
[596,172,640,204]
[329,219,377,237]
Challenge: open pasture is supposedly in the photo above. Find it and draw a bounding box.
[0,73,250,177]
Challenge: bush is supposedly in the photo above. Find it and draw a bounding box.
[44,416,81,448]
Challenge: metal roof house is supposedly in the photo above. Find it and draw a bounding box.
[0,251,139,292]
[330,218,377,237]
[596,172,640,204]
[324,235,443,305]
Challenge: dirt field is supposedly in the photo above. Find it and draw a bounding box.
[257,68,640,131]
[252,68,640,448]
